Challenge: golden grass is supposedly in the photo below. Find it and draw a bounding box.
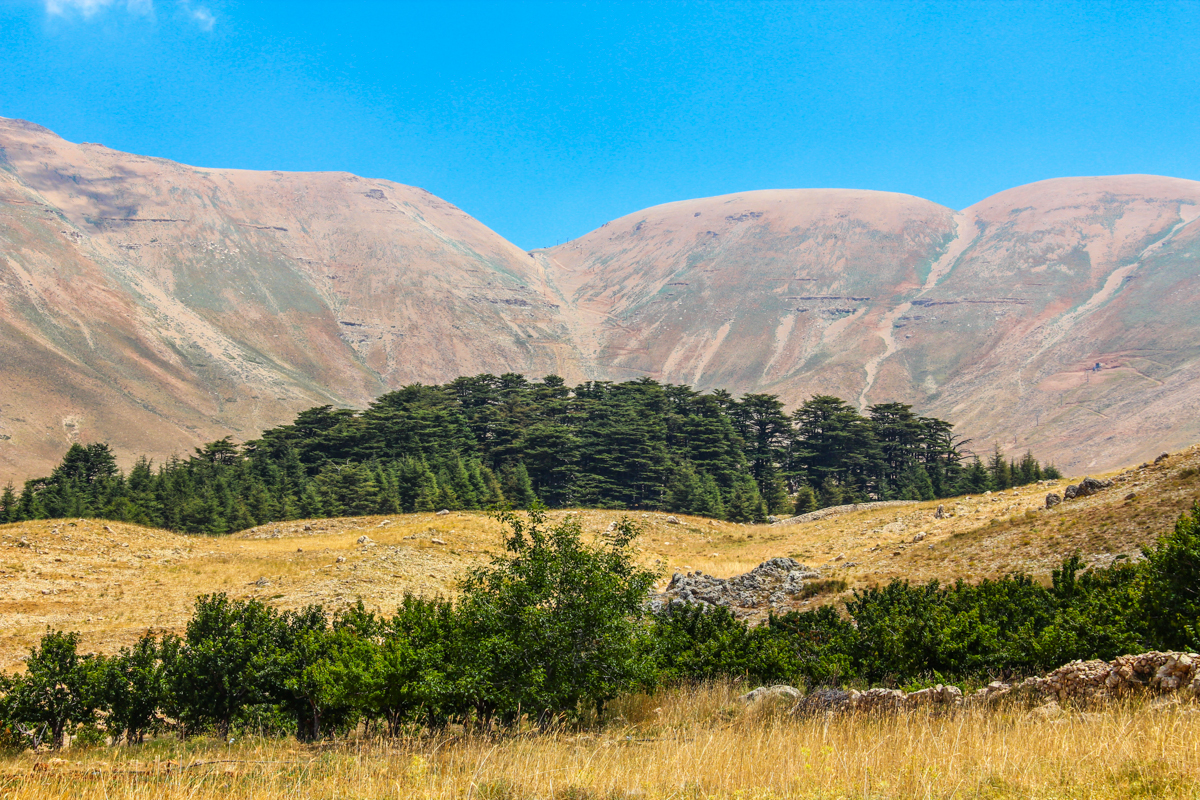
[2,444,1199,671]
[4,685,1200,799]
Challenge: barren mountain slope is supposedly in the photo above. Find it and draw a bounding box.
[543,177,1200,471]
[539,189,957,402]
[3,115,1199,482]
[0,118,580,482]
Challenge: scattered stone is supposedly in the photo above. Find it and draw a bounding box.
[431,537,447,545]
[17,538,28,548]
[357,535,373,545]
[1046,493,1062,509]
[738,685,801,704]
[912,532,926,543]
[254,577,270,587]
[335,556,346,563]
[1155,452,1171,464]
[436,509,450,516]
[1125,492,1137,501]
[665,516,681,525]
[303,524,313,532]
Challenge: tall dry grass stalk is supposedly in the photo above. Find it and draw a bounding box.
[4,684,1199,799]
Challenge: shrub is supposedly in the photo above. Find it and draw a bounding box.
[1139,503,1200,650]
[458,504,658,723]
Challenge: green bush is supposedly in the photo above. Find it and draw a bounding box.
[458,504,658,724]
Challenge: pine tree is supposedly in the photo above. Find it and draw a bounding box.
[987,446,1010,490]
[763,477,791,515]
[960,456,991,494]
[665,462,701,513]
[299,483,325,519]
[818,476,845,508]
[726,474,767,523]
[445,455,478,509]
[504,463,537,509]
[792,484,818,515]
[414,467,440,512]
[694,472,725,519]
[0,483,15,523]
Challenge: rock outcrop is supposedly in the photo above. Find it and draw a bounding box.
[651,558,821,619]
[1063,476,1114,501]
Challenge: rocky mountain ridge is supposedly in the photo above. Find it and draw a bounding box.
[1,116,1198,481]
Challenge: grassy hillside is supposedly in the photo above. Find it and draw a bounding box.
[3,444,1197,672]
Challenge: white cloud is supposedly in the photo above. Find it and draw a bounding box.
[186,4,215,31]
[45,0,215,30]
[45,0,153,17]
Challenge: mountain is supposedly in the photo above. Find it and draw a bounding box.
[0,118,580,481]
[541,177,1200,472]
[1,116,1198,481]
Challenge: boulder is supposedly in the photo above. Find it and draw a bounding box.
[934,504,945,519]
[1067,476,1114,500]
[436,509,450,516]
[1045,493,1062,508]
[664,515,681,525]
[793,688,859,716]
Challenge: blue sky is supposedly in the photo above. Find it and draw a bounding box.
[1,1,1198,249]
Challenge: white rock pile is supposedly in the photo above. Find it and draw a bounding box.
[650,558,821,618]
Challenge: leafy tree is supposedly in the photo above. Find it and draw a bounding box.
[97,631,171,744]
[168,594,283,738]
[458,504,658,723]
[9,630,101,749]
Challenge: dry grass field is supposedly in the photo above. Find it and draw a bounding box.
[3,685,1200,799]
[2,447,1200,798]
[2,444,1199,671]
